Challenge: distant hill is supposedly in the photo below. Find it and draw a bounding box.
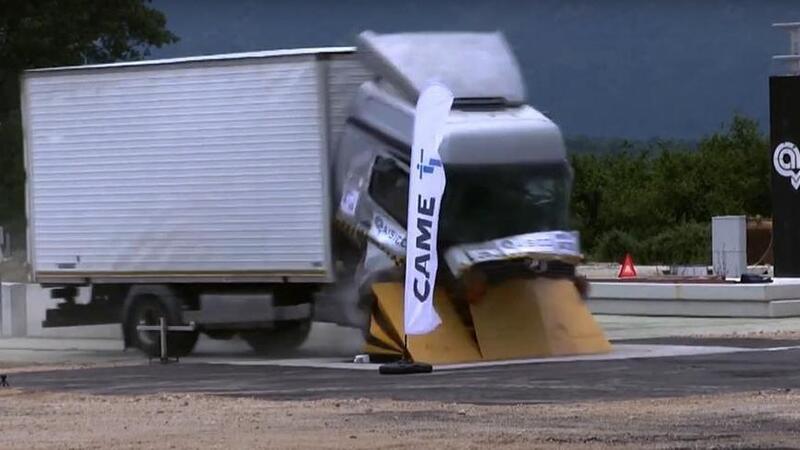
[150,0,795,140]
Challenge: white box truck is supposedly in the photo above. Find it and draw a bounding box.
[20,31,580,356]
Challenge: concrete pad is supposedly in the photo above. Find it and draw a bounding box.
[588,278,800,317]
[191,343,755,372]
[0,337,123,352]
[0,349,139,367]
[0,336,135,368]
[0,322,364,368]
[591,278,800,301]
[596,315,800,340]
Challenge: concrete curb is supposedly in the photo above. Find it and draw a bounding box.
[1,283,27,337]
[588,278,800,318]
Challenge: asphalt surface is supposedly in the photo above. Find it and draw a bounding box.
[7,340,800,405]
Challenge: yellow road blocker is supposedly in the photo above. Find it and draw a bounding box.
[364,278,611,364]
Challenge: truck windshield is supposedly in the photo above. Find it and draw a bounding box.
[438,163,571,246]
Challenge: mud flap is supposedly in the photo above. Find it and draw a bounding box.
[365,279,611,364]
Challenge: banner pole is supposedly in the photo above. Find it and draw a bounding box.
[379,332,432,374]
[379,82,452,375]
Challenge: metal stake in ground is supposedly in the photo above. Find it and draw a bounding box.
[136,317,196,364]
[379,84,453,375]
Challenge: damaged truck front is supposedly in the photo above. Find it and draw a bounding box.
[326,32,585,338]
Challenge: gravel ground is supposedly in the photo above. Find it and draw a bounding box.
[0,387,798,449]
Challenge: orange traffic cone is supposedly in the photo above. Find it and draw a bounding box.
[618,253,637,278]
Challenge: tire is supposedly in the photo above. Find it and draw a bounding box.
[242,320,312,355]
[123,291,199,357]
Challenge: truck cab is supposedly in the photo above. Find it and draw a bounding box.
[325,31,577,330]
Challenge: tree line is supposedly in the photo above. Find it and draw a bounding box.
[570,116,770,264]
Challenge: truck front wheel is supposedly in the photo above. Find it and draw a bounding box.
[123,291,199,357]
[242,320,312,355]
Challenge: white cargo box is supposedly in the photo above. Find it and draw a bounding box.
[21,48,371,283]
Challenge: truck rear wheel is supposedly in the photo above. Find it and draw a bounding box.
[242,320,312,355]
[123,291,199,357]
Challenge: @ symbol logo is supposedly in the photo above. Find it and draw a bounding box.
[416,148,442,179]
[774,141,800,190]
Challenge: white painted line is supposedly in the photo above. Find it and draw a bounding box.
[432,344,747,371]
[191,343,762,372]
[750,344,800,352]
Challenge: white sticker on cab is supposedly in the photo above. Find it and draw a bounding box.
[339,190,359,216]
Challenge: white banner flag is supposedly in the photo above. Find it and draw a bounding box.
[404,83,453,335]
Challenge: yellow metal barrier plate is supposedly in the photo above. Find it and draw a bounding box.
[366,278,611,364]
[370,283,482,364]
[470,278,612,360]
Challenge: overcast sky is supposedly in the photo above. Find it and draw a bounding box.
[150,0,797,140]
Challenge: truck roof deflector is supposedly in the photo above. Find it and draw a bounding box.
[356,31,527,106]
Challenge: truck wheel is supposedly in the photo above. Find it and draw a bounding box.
[123,292,199,357]
[242,320,312,355]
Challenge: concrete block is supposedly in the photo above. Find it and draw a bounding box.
[586,298,800,317]
[1,283,28,337]
[588,278,800,318]
[590,283,679,300]
[671,266,711,277]
[678,284,769,301]
[769,300,800,317]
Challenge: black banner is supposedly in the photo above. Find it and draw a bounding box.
[770,75,800,276]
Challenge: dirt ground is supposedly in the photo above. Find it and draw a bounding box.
[0,387,797,449]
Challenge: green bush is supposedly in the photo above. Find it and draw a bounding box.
[593,223,710,265]
[592,229,639,263]
[571,116,768,265]
[639,222,711,265]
